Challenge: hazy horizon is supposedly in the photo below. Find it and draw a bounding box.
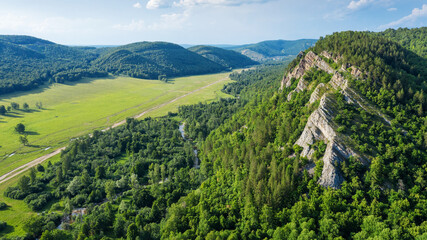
[0,0,426,45]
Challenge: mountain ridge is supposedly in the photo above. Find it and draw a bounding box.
[188,45,258,69]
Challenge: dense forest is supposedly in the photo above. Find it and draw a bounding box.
[378,27,427,58]
[0,36,104,94]
[1,28,427,239]
[188,45,257,69]
[160,30,426,239]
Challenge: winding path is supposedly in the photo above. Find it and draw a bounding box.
[0,76,229,184]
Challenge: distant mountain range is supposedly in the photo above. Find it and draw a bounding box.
[226,39,317,61]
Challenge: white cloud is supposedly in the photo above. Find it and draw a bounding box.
[0,13,103,35]
[347,0,374,10]
[387,7,397,11]
[379,4,427,29]
[150,10,190,30]
[146,0,271,9]
[146,0,170,9]
[112,9,191,32]
[133,2,142,8]
[113,20,146,31]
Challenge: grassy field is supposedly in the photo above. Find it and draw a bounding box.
[0,72,234,177]
[0,71,235,237]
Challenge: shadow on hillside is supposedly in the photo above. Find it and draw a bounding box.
[0,76,115,101]
[164,79,175,84]
[5,113,23,118]
[62,75,116,87]
[0,224,15,238]
[25,131,39,136]
[27,144,42,148]
[18,109,41,113]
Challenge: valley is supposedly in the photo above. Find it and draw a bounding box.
[0,26,425,240]
[0,72,234,178]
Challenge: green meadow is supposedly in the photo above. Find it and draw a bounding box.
[0,72,234,178]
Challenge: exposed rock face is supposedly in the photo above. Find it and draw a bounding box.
[282,51,369,189]
[319,139,358,187]
[309,83,329,104]
[280,51,335,90]
[295,94,362,189]
[295,95,337,158]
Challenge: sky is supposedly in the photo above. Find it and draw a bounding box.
[0,0,425,45]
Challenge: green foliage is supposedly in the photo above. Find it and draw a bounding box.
[14,123,25,134]
[19,135,28,146]
[0,201,7,210]
[39,229,73,240]
[0,105,6,115]
[189,45,258,68]
[22,213,61,238]
[378,27,427,58]
[0,35,103,94]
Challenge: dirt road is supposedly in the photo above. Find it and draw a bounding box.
[0,147,66,184]
[0,76,229,184]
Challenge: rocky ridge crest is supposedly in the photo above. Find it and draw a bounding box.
[281,51,378,189]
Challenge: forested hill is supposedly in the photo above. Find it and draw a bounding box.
[228,39,317,61]
[188,45,258,69]
[161,30,427,239]
[377,27,427,58]
[0,35,105,95]
[93,42,226,79]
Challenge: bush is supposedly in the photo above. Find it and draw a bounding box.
[0,202,7,210]
[50,202,62,211]
[4,186,27,200]
[337,126,345,133]
[0,221,7,231]
[71,194,87,207]
[24,193,52,211]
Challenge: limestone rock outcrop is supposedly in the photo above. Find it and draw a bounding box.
[280,51,335,90]
[282,51,370,189]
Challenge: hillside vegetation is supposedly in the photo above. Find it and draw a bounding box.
[0,35,105,94]
[188,45,257,69]
[159,30,426,239]
[93,42,227,80]
[378,27,427,58]
[229,39,317,61]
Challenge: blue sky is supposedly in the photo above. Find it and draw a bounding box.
[0,0,425,45]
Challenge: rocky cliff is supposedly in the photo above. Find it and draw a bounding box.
[282,51,376,189]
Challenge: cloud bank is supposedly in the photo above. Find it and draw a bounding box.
[347,0,374,10]
[379,4,427,29]
[146,0,271,9]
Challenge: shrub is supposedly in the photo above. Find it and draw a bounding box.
[0,202,7,210]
